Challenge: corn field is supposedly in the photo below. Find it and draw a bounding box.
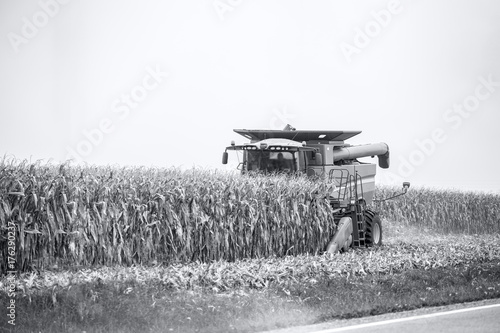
[1,158,499,273]
[373,186,500,234]
[0,159,336,273]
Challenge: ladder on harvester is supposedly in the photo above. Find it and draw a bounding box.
[349,172,366,247]
[328,169,367,248]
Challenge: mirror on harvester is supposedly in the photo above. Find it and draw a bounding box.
[222,152,228,164]
[315,153,323,165]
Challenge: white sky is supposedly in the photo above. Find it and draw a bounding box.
[1,0,499,193]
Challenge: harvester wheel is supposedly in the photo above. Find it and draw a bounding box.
[364,210,382,246]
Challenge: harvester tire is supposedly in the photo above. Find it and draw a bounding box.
[364,210,382,247]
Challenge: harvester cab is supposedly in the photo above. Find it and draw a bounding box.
[222,125,408,253]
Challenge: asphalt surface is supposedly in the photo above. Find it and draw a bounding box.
[262,299,500,333]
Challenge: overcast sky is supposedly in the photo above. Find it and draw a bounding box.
[1,0,499,193]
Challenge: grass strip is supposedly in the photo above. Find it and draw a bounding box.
[2,260,499,333]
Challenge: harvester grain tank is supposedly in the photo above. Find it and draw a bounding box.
[222,125,409,253]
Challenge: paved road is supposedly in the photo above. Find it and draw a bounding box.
[262,299,500,333]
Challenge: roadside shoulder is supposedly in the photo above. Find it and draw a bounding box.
[261,298,500,333]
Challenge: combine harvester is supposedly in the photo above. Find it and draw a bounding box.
[222,125,409,253]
